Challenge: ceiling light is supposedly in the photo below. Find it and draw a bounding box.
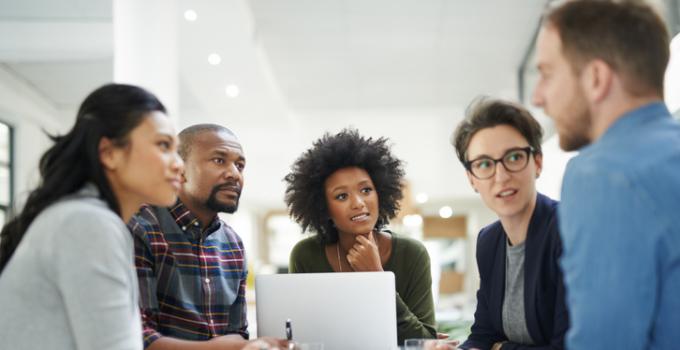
[207,53,221,65]
[415,193,429,204]
[439,206,453,219]
[184,10,197,22]
[225,84,240,98]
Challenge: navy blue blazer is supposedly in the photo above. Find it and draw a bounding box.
[460,193,569,350]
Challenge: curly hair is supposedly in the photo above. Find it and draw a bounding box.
[284,128,405,245]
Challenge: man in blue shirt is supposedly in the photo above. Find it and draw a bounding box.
[532,1,680,349]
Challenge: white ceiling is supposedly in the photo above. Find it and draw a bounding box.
[250,0,541,110]
[0,0,550,212]
[0,0,112,113]
[7,60,112,108]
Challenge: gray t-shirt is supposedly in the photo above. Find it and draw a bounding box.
[0,185,142,350]
[501,238,534,345]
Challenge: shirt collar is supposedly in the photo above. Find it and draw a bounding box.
[168,199,221,240]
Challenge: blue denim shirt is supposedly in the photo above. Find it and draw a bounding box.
[559,102,680,349]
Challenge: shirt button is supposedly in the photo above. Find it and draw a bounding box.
[181,226,187,231]
[205,278,210,284]
[194,222,200,227]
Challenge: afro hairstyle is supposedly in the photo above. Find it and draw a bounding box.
[283,128,405,245]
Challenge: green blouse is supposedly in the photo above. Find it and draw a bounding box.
[288,233,437,344]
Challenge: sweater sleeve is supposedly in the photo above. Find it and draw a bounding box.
[289,237,329,273]
[394,239,437,344]
[53,208,142,350]
[289,239,312,273]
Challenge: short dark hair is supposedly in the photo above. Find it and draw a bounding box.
[284,128,405,245]
[178,124,235,160]
[545,0,669,97]
[452,97,543,165]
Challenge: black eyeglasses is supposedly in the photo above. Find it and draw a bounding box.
[464,146,535,180]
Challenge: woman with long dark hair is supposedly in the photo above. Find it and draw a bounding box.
[0,83,183,350]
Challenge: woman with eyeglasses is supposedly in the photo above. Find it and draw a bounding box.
[452,98,568,350]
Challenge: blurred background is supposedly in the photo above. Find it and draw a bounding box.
[1,0,679,340]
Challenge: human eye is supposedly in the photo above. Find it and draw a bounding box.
[473,158,492,170]
[360,187,373,194]
[235,162,245,171]
[157,141,171,150]
[212,158,225,165]
[505,150,526,163]
[335,193,348,201]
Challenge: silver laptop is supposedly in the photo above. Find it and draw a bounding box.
[255,272,398,350]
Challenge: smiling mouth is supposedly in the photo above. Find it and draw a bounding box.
[351,213,370,221]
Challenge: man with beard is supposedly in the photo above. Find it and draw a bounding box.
[128,124,285,350]
[532,1,680,349]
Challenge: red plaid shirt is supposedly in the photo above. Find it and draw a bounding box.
[128,201,248,348]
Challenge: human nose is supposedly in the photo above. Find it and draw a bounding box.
[350,193,365,209]
[494,160,511,182]
[222,162,242,181]
[172,152,184,174]
[532,84,544,107]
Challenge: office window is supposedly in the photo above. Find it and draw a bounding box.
[0,121,13,224]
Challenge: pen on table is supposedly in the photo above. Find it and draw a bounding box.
[286,319,294,350]
[285,318,293,341]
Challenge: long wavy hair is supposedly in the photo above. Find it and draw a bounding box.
[0,83,166,273]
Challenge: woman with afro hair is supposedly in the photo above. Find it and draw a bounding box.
[284,128,437,345]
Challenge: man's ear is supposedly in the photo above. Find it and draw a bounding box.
[99,137,119,171]
[582,59,614,103]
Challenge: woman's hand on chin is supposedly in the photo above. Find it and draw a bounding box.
[346,232,383,271]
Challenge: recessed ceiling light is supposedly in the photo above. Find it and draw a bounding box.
[415,193,429,204]
[184,10,197,22]
[207,53,221,65]
[225,84,240,98]
[439,206,453,219]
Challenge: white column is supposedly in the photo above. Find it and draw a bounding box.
[113,0,179,120]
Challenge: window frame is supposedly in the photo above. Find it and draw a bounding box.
[0,119,14,224]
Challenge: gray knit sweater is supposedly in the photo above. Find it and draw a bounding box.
[0,184,142,350]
